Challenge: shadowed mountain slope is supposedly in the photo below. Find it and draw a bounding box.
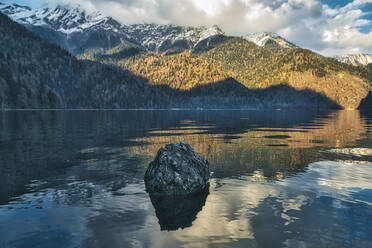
[0,12,170,109]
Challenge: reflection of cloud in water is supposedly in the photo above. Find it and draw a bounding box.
[328,148,372,157]
[146,160,372,247]
[1,160,371,247]
[251,162,372,247]
[282,161,372,203]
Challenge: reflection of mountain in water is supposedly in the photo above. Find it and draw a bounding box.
[131,110,367,177]
[149,189,209,231]
[0,110,367,205]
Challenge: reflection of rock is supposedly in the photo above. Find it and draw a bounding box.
[144,142,210,195]
[149,188,209,231]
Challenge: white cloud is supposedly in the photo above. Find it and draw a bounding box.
[277,0,372,56]
[42,0,372,56]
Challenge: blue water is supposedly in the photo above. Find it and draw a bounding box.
[0,110,371,248]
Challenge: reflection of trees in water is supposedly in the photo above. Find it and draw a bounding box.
[0,110,366,205]
[130,110,366,178]
[0,111,148,204]
[0,111,71,204]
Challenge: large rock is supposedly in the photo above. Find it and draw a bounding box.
[144,142,210,195]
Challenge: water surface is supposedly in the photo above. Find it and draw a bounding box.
[0,110,372,248]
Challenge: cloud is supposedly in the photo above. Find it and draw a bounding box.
[282,0,372,56]
[42,0,372,56]
[43,0,323,34]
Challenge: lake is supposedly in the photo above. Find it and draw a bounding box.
[0,110,372,248]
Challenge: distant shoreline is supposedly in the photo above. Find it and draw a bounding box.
[0,107,337,112]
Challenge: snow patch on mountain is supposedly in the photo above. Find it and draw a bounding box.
[335,54,372,66]
[0,2,31,16]
[244,32,297,48]
[122,24,193,51]
[122,24,225,52]
[196,25,224,44]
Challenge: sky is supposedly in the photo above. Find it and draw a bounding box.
[4,0,372,56]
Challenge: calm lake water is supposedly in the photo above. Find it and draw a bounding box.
[0,110,372,248]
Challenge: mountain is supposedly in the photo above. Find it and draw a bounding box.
[122,24,226,54]
[0,3,371,110]
[0,2,130,55]
[0,3,296,55]
[97,38,370,109]
[0,11,174,108]
[1,11,344,110]
[244,32,297,49]
[0,3,228,55]
[200,39,371,109]
[0,3,114,32]
[335,54,372,66]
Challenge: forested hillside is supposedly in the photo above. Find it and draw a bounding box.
[0,13,169,108]
[87,38,371,109]
[201,38,370,109]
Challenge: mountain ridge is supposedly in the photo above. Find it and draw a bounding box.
[0,2,296,55]
[0,11,344,110]
[4,1,372,65]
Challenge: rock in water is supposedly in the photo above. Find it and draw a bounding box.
[144,142,210,195]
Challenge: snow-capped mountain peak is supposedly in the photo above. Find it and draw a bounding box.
[0,2,128,54]
[244,32,297,48]
[0,3,118,34]
[196,25,224,43]
[0,2,31,15]
[121,24,225,53]
[0,2,227,54]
